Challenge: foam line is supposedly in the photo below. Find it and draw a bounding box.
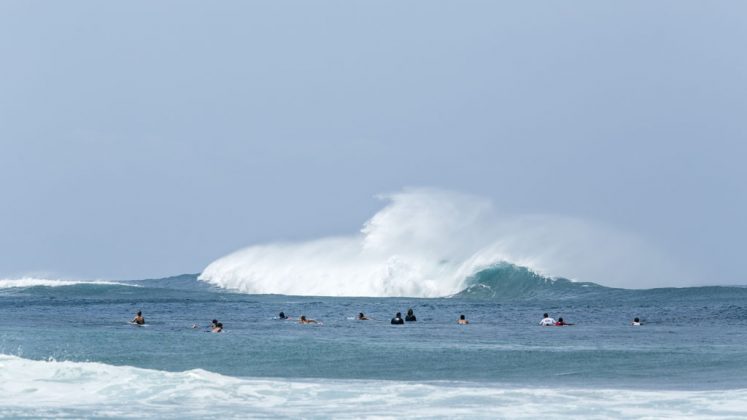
[0,355,743,419]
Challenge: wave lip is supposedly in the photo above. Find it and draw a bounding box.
[0,278,138,289]
[1,355,745,419]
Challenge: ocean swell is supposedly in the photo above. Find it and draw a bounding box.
[0,278,137,289]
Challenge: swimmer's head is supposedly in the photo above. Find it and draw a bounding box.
[216,323,223,328]
[300,315,306,321]
[395,312,402,318]
[212,319,218,324]
[407,308,413,315]
[137,311,142,316]
[279,312,286,318]
[543,313,549,318]
[558,317,564,322]
[634,317,640,322]
[460,314,465,320]
[359,313,364,317]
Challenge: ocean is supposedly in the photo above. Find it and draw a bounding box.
[2,268,746,419]
[2,191,746,418]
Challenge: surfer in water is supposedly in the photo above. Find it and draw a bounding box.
[405,308,416,322]
[299,315,318,324]
[457,314,469,325]
[279,312,289,320]
[131,311,145,325]
[357,312,369,320]
[190,319,220,330]
[391,312,405,325]
[555,317,574,326]
[632,317,642,326]
[539,313,556,326]
[212,322,223,333]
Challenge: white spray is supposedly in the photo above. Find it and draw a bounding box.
[199,189,686,297]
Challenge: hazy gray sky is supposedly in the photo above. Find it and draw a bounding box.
[1,1,745,283]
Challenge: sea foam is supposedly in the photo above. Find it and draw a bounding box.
[200,189,685,297]
[0,355,744,419]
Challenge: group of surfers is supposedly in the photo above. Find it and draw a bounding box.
[131,310,643,332]
[539,313,643,326]
[131,312,227,331]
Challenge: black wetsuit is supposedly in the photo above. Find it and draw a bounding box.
[391,317,404,325]
[405,314,416,322]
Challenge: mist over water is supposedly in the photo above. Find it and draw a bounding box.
[200,189,687,297]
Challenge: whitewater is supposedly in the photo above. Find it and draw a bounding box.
[2,355,745,419]
[200,189,687,297]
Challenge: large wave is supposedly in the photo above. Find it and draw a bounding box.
[200,189,686,297]
[0,355,743,419]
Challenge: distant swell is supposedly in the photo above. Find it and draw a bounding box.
[0,278,137,289]
[200,189,686,297]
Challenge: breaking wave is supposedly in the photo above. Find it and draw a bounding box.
[200,189,686,297]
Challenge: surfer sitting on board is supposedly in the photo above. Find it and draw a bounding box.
[539,313,556,326]
[405,308,417,322]
[457,314,469,325]
[391,312,405,325]
[632,317,642,326]
[131,311,145,325]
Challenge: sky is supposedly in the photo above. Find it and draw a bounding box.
[0,1,745,284]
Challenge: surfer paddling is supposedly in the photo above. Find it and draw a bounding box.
[299,315,318,324]
[555,317,574,326]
